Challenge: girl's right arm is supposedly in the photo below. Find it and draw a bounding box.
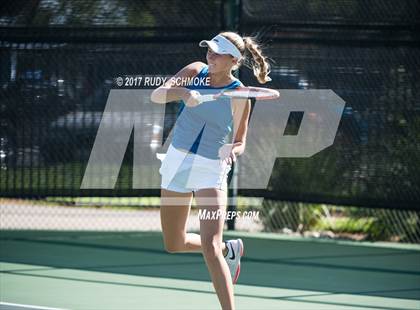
[150,62,206,105]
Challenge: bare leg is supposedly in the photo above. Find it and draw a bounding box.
[195,188,235,310]
[160,188,228,255]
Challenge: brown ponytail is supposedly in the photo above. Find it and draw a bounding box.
[243,36,272,84]
[220,32,272,84]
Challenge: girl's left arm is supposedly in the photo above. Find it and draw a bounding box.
[231,98,251,156]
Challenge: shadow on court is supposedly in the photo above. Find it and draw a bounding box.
[1,230,420,308]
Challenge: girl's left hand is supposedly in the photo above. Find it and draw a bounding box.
[218,144,236,166]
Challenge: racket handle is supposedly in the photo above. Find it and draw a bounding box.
[197,94,216,104]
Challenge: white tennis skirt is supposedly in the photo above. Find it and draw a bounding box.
[158,144,232,193]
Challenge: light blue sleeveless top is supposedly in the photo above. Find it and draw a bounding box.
[171,65,242,159]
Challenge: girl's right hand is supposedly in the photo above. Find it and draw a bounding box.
[182,90,201,107]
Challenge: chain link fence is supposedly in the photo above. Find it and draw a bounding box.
[2,198,419,244]
[259,200,420,243]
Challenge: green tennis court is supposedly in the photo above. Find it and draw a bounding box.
[1,231,419,310]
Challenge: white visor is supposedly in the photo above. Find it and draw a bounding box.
[199,34,242,59]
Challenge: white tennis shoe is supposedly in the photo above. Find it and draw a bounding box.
[224,239,244,284]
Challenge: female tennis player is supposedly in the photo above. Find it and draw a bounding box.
[151,31,272,310]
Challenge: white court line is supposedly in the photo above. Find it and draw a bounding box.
[0,302,67,310]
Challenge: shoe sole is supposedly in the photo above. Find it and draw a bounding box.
[233,239,244,284]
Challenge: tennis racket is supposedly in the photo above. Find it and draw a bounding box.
[196,86,280,105]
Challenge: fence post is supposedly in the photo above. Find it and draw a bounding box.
[224,0,241,231]
[224,0,240,31]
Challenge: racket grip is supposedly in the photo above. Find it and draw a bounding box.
[197,94,215,104]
